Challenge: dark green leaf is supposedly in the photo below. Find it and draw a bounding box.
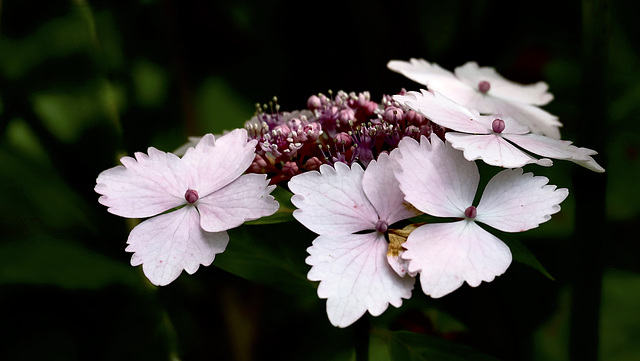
[502,238,555,281]
[214,221,315,294]
[388,331,500,361]
[0,235,143,289]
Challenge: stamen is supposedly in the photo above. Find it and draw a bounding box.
[492,118,506,133]
[464,206,477,219]
[185,189,199,204]
[375,219,389,233]
[478,81,491,93]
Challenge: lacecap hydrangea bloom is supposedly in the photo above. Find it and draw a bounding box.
[392,134,569,298]
[95,129,279,286]
[288,153,419,327]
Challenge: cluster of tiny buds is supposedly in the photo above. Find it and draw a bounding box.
[244,90,447,184]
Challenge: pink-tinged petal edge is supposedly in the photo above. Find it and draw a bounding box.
[289,163,379,235]
[394,134,478,218]
[126,206,229,286]
[197,173,279,232]
[475,168,569,233]
[307,232,414,327]
[403,221,512,298]
[95,147,189,219]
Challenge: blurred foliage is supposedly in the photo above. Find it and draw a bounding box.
[1,0,639,360]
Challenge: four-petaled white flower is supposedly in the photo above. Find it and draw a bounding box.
[394,90,605,173]
[392,134,569,298]
[288,153,419,327]
[95,129,279,286]
[387,58,562,139]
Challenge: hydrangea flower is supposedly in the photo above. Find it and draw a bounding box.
[392,134,569,298]
[288,153,419,327]
[95,129,279,286]
[387,58,562,139]
[394,90,605,172]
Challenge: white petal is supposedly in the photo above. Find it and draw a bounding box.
[445,132,552,168]
[126,207,229,286]
[394,90,490,134]
[454,61,554,106]
[504,133,605,173]
[486,98,562,139]
[182,129,257,197]
[307,232,414,328]
[476,168,569,232]
[387,252,413,278]
[197,173,279,232]
[403,221,512,298]
[394,135,479,217]
[388,58,462,90]
[289,163,379,235]
[95,148,188,218]
[362,153,420,225]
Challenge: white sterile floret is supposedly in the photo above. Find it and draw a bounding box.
[392,134,569,298]
[394,90,604,172]
[388,58,562,139]
[95,129,279,286]
[288,154,419,327]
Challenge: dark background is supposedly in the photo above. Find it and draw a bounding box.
[1,0,638,360]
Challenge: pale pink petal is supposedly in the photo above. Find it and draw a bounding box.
[387,59,468,95]
[289,163,379,235]
[454,61,554,106]
[126,207,229,286]
[362,153,420,225]
[197,173,279,232]
[445,132,553,168]
[394,135,479,218]
[403,221,512,298]
[95,148,189,218]
[181,129,257,197]
[307,232,414,328]
[387,252,413,278]
[475,168,569,232]
[503,133,605,173]
[394,90,490,134]
[486,98,562,139]
[173,136,203,156]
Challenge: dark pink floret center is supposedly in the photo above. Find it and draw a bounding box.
[492,118,506,133]
[478,81,491,93]
[375,219,389,233]
[464,206,477,219]
[185,189,199,203]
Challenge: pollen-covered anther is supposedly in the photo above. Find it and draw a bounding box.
[491,118,506,133]
[185,189,199,204]
[464,205,477,219]
[375,219,389,233]
[478,80,491,93]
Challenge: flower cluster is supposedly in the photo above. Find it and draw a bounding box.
[287,59,603,327]
[94,58,604,329]
[244,90,444,184]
